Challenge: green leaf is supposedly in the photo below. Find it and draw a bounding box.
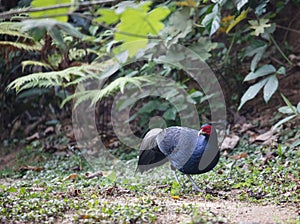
[297,102,300,113]
[226,9,248,33]
[30,0,71,22]
[170,181,181,196]
[189,37,218,61]
[290,139,300,148]
[281,94,297,114]
[7,187,17,193]
[249,45,267,71]
[238,78,267,110]
[95,9,120,25]
[278,106,296,114]
[276,66,286,75]
[114,4,170,56]
[163,9,193,44]
[202,4,221,36]
[273,114,297,130]
[263,75,278,102]
[255,1,269,16]
[21,19,84,50]
[138,100,160,114]
[107,171,117,183]
[163,107,177,120]
[236,0,248,11]
[244,64,276,81]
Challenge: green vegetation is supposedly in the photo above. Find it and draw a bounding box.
[0,0,300,223]
[0,136,299,222]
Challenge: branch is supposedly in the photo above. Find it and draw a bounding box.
[0,0,116,20]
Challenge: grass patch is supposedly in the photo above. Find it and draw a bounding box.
[0,140,299,223]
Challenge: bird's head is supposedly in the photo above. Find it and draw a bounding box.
[198,124,213,136]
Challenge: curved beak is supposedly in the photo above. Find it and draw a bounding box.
[198,129,205,136]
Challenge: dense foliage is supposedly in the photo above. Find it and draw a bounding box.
[0,0,299,149]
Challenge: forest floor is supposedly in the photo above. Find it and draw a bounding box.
[0,138,299,223]
[0,72,299,223]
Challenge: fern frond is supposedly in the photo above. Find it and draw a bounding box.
[0,21,38,47]
[6,61,119,93]
[7,65,87,93]
[0,41,41,51]
[22,60,52,71]
[0,30,33,40]
[62,76,155,108]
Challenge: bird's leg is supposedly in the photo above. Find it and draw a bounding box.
[170,165,182,187]
[173,170,181,184]
[187,174,203,192]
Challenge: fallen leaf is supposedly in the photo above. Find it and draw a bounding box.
[85,171,103,179]
[26,132,40,141]
[255,129,279,145]
[78,214,91,219]
[10,119,21,137]
[240,123,254,133]
[43,126,54,135]
[232,111,247,124]
[171,195,180,200]
[65,173,78,180]
[19,165,44,172]
[24,116,45,135]
[255,130,274,141]
[247,130,257,143]
[231,152,248,160]
[220,134,240,150]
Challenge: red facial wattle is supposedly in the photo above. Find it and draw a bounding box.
[199,125,212,136]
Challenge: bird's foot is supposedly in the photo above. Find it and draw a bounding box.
[187,174,204,192]
[192,184,204,192]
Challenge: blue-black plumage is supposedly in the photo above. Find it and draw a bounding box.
[137,124,219,191]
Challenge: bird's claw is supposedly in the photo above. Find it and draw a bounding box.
[192,184,204,192]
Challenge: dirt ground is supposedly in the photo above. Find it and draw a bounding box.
[159,198,298,224]
[56,194,298,223]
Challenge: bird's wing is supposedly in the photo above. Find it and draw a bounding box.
[156,127,199,170]
[137,128,168,173]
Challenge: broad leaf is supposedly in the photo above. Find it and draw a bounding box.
[249,19,271,36]
[95,9,120,25]
[201,4,221,36]
[236,0,248,11]
[278,106,296,114]
[238,78,267,110]
[276,66,286,75]
[273,114,297,130]
[226,9,248,33]
[281,94,297,114]
[189,37,218,61]
[250,45,267,71]
[163,107,177,120]
[114,4,170,56]
[244,64,276,81]
[138,100,161,114]
[30,0,71,22]
[163,9,193,45]
[263,75,278,102]
[175,0,197,7]
[21,19,84,50]
[255,1,269,16]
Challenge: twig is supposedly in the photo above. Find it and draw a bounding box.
[269,35,293,66]
[277,24,300,35]
[0,0,116,20]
